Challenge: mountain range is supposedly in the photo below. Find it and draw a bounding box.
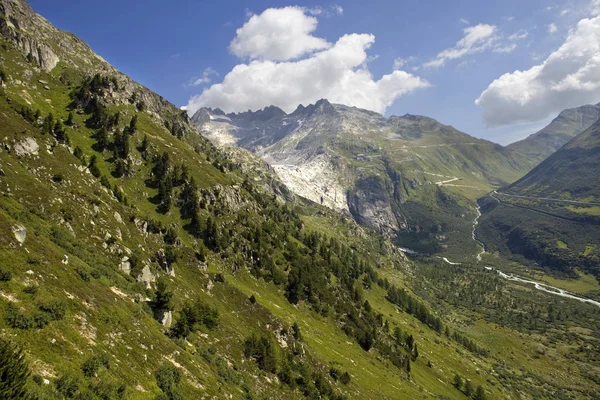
[1,1,600,399]
[192,100,536,259]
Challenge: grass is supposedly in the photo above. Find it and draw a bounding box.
[538,269,600,295]
[567,205,600,216]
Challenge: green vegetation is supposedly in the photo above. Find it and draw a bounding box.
[0,2,598,399]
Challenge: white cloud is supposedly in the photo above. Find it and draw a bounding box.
[307,5,343,17]
[190,67,218,86]
[186,30,430,115]
[548,22,558,33]
[230,6,330,61]
[560,9,571,16]
[493,43,517,53]
[508,30,529,41]
[305,6,322,15]
[393,57,406,69]
[424,24,497,68]
[460,18,470,25]
[476,15,600,126]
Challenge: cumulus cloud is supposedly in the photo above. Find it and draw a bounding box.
[230,6,330,61]
[548,23,558,33]
[186,7,429,115]
[476,15,600,126]
[423,24,497,68]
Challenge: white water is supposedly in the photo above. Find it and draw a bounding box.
[472,204,485,261]
[485,267,600,308]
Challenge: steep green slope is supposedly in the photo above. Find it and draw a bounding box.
[0,1,514,399]
[477,122,600,278]
[507,103,600,163]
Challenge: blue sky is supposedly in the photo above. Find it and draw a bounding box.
[30,0,600,144]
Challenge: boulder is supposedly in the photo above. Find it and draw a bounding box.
[14,137,39,156]
[12,224,27,244]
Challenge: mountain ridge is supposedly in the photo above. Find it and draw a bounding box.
[507,103,600,162]
[194,97,537,259]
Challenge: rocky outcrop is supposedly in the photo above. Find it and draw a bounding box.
[347,176,398,236]
[14,137,39,156]
[0,0,59,72]
[136,265,155,288]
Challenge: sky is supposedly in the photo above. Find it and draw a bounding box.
[30,0,600,145]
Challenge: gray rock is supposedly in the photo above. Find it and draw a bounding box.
[119,256,131,275]
[12,224,27,244]
[14,137,39,156]
[136,265,155,288]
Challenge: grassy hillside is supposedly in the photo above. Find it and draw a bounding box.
[507,103,600,163]
[477,122,600,279]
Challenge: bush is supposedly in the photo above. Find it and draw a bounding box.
[5,303,34,330]
[155,364,181,395]
[170,299,219,339]
[0,338,31,399]
[0,267,12,282]
[55,373,80,398]
[52,173,64,183]
[22,285,38,297]
[39,301,67,321]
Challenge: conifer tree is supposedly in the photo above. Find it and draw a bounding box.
[0,338,31,399]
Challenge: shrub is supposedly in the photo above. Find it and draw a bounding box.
[5,303,34,330]
[52,173,64,183]
[39,301,67,321]
[155,364,181,395]
[0,267,12,282]
[55,373,80,398]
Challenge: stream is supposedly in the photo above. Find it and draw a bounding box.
[397,196,600,308]
[486,267,600,308]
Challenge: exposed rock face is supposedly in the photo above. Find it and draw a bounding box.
[119,256,131,275]
[12,224,27,244]
[14,137,39,156]
[137,265,155,288]
[155,310,172,328]
[0,0,59,72]
[347,176,398,235]
[0,0,202,140]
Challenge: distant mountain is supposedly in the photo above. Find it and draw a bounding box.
[193,99,536,260]
[507,103,600,163]
[477,122,600,278]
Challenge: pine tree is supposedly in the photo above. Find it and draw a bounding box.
[474,385,487,400]
[95,127,109,150]
[88,155,101,178]
[412,343,419,360]
[139,134,149,158]
[0,338,31,399]
[453,374,462,390]
[66,111,74,126]
[129,115,138,134]
[42,113,54,135]
[465,380,473,397]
